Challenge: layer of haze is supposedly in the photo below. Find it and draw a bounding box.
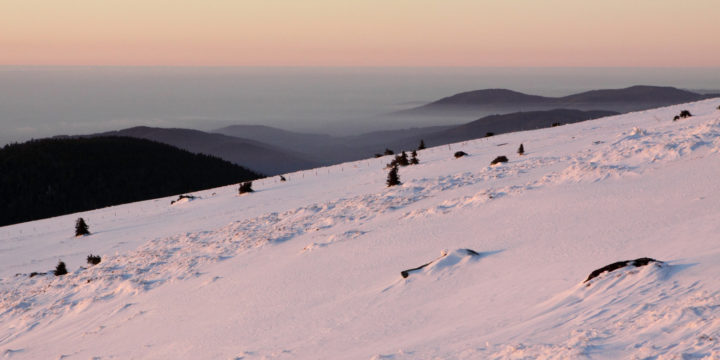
[1,66,720,147]
[3,0,719,66]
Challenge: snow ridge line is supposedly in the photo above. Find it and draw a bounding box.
[405,117,720,218]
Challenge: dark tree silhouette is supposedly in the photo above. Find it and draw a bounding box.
[54,261,68,276]
[517,143,525,155]
[418,140,426,150]
[485,132,494,137]
[679,110,692,118]
[386,166,401,187]
[454,151,468,158]
[75,217,90,236]
[239,181,254,194]
[279,175,286,182]
[398,151,410,166]
[87,254,101,265]
[410,150,419,165]
[673,115,680,121]
[384,148,395,156]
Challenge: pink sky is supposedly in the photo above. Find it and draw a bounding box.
[2,0,719,67]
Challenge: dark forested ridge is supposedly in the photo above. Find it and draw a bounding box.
[0,136,261,227]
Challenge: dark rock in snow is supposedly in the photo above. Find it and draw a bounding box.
[401,248,481,278]
[490,156,508,165]
[171,194,197,205]
[584,257,661,283]
[454,151,468,158]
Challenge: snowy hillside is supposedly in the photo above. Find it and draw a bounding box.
[2,99,720,359]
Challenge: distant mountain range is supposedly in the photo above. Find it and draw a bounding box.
[410,109,619,146]
[212,124,454,164]
[85,109,622,176]
[395,85,719,116]
[55,85,718,177]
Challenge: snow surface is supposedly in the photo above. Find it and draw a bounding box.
[2,99,720,359]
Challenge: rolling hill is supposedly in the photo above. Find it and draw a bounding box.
[95,126,319,175]
[397,85,717,116]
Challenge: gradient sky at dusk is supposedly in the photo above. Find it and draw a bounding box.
[3,0,719,66]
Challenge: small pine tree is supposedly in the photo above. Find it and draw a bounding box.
[418,140,426,150]
[679,110,692,118]
[386,157,399,169]
[386,166,401,187]
[239,181,253,194]
[87,254,101,265]
[384,148,394,156]
[398,151,410,166]
[279,175,286,182]
[75,217,90,236]
[54,261,68,276]
[410,150,419,165]
[673,115,680,121]
[517,143,524,155]
[454,151,468,158]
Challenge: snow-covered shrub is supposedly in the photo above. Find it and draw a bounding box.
[54,261,68,276]
[87,254,101,265]
[491,156,509,165]
[239,182,254,194]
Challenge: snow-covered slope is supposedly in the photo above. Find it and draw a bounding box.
[2,99,720,359]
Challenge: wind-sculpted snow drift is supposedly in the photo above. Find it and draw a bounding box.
[1,99,720,359]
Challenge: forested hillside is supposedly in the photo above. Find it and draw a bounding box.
[0,136,260,226]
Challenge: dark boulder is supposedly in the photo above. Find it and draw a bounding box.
[490,156,508,165]
[584,257,661,283]
[170,194,196,204]
[401,248,481,278]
